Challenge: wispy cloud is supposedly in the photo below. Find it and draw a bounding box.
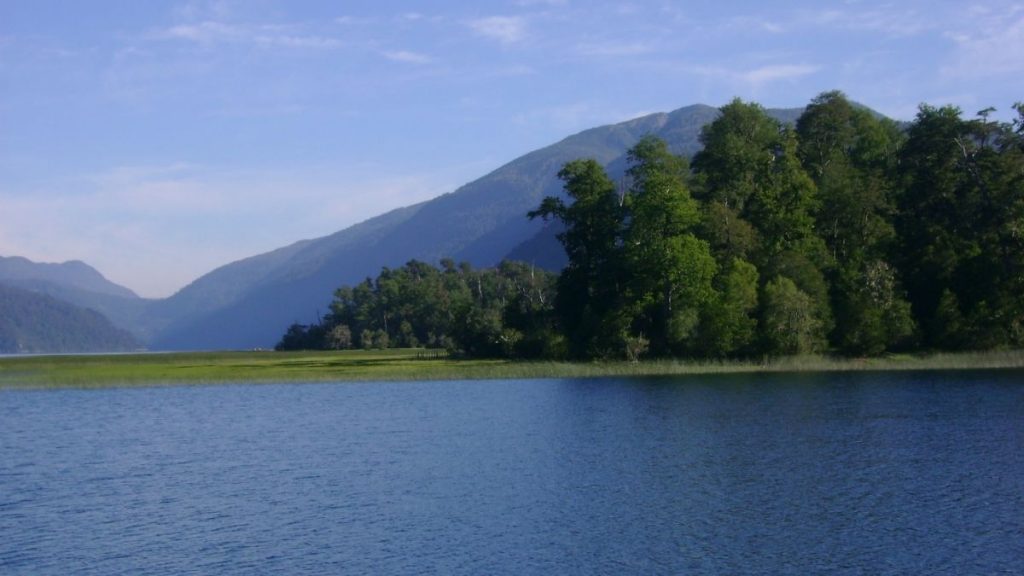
[512,100,648,133]
[383,50,432,64]
[797,6,929,37]
[724,16,785,35]
[173,0,232,22]
[0,162,467,297]
[467,16,527,44]
[689,63,820,87]
[154,21,342,49]
[943,7,1024,78]
[576,41,653,57]
[515,0,568,6]
[741,64,820,85]
[335,15,374,26]
[159,21,239,43]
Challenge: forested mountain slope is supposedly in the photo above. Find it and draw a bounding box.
[149,104,805,350]
[0,284,140,353]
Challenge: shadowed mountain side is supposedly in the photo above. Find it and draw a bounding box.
[0,284,140,353]
[0,256,152,340]
[148,203,425,349]
[150,112,684,350]
[503,221,569,271]
[0,277,153,337]
[149,104,808,350]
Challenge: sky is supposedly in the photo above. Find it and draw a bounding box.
[1,0,1022,297]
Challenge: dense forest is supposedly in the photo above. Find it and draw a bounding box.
[278,92,1024,359]
[0,284,140,353]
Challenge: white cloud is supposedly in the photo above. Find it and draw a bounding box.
[467,16,527,44]
[741,64,820,85]
[383,50,432,64]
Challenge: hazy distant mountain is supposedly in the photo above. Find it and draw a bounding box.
[0,256,137,298]
[146,103,808,350]
[0,255,155,339]
[0,284,140,353]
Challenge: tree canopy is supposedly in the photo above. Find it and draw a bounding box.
[281,92,1024,360]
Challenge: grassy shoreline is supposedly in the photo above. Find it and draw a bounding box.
[1,348,1023,389]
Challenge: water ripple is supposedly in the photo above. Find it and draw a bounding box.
[1,372,1023,574]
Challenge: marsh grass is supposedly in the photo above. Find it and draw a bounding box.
[1,348,1022,389]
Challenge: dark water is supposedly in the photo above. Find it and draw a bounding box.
[2,372,1023,575]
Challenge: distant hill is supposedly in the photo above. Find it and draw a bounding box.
[147,104,808,350]
[0,255,137,298]
[0,284,140,353]
[0,255,154,340]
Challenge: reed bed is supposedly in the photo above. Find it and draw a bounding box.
[1,348,1022,389]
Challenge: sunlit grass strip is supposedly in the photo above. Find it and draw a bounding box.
[0,348,1022,389]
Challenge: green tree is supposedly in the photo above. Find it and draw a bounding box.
[796,91,914,354]
[326,324,353,350]
[692,98,784,213]
[896,104,1024,348]
[761,276,825,355]
[700,258,759,357]
[623,136,717,354]
[694,99,832,353]
[529,158,626,357]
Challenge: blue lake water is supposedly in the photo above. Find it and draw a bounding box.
[2,371,1023,575]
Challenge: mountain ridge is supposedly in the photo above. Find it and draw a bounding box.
[5,102,834,351]
[147,102,808,350]
[0,255,138,299]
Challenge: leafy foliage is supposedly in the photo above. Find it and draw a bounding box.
[276,260,560,359]
[283,92,1024,360]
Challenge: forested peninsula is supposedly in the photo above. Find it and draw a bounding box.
[278,92,1024,360]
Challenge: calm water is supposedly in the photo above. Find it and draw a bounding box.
[1,372,1022,575]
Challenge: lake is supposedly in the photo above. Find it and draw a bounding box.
[2,371,1022,574]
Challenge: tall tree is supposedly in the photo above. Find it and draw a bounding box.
[694,98,831,351]
[895,104,1024,348]
[529,159,626,357]
[796,91,914,354]
[622,136,717,354]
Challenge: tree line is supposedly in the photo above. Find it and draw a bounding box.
[279,91,1024,359]
[276,259,561,357]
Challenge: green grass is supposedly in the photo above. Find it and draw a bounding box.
[1,348,1022,389]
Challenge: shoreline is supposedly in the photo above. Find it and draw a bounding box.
[1,348,1023,390]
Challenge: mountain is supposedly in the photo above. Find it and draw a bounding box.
[0,255,137,298]
[0,284,140,353]
[147,103,808,350]
[0,255,154,340]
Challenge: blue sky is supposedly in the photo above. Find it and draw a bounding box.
[2,0,1021,297]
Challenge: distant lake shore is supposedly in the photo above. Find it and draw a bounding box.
[1,348,1023,389]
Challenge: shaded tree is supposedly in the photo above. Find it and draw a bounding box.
[529,158,626,357]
